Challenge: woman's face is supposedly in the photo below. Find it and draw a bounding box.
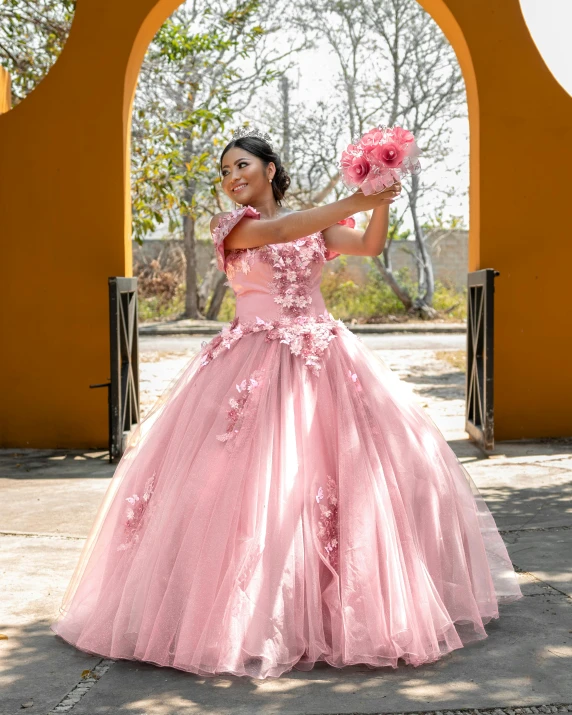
[220,147,275,205]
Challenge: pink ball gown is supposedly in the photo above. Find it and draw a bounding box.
[51,204,522,679]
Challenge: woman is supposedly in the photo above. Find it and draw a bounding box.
[51,128,522,680]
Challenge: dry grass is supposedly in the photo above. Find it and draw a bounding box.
[435,350,466,371]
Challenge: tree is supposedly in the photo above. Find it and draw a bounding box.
[0,0,75,104]
[366,0,466,315]
[288,0,467,316]
[1,0,299,320]
[133,0,300,318]
[264,90,347,209]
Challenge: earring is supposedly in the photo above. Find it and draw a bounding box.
[269,178,272,183]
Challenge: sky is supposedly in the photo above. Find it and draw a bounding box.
[520,0,572,97]
[246,0,572,232]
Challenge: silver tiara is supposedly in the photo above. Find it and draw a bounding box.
[231,125,274,150]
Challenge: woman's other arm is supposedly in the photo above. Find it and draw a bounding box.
[320,194,397,257]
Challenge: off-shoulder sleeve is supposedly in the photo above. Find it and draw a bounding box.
[324,216,356,261]
[211,205,261,272]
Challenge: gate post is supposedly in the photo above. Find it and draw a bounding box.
[109,277,140,461]
[465,269,499,451]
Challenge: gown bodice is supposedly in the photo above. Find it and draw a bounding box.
[212,204,343,324]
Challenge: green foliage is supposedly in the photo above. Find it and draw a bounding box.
[422,207,467,232]
[216,289,237,322]
[386,206,412,242]
[138,284,186,322]
[320,266,414,322]
[130,109,229,243]
[153,24,232,61]
[321,262,467,323]
[0,0,75,104]
[432,280,467,320]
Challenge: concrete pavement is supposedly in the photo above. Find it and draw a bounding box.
[1,336,571,715]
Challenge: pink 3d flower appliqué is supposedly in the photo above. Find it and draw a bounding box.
[316,475,339,569]
[118,473,156,551]
[217,369,264,442]
[199,311,344,377]
[259,235,326,318]
[224,247,258,281]
[212,205,261,273]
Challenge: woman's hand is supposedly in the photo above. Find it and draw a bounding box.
[354,181,402,211]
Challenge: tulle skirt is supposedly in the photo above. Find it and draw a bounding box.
[51,323,522,679]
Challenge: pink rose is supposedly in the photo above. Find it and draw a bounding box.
[340,150,354,170]
[345,154,371,184]
[392,127,415,145]
[370,141,404,168]
[360,129,384,152]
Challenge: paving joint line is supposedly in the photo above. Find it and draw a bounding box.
[46,658,115,713]
[483,462,572,473]
[499,525,572,535]
[512,565,572,600]
[11,524,569,539]
[0,529,84,540]
[310,706,572,715]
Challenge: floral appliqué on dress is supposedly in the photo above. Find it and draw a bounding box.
[316,475,339,569]
[259,235,326,318]
[212,206,260,274]
[117,473,156,551]
[217,370,264,442]
[199,312,342,377]
[223,248,258,281]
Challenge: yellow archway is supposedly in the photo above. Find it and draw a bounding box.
[0,0,571,447]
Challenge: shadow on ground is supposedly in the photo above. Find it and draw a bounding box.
[0,449,114,480]
[2,585,571,715]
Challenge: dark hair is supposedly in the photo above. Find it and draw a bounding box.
[220,136,291,205]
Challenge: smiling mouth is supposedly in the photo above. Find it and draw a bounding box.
[232,184,248,193]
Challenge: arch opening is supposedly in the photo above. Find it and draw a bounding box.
[128,0,471,327]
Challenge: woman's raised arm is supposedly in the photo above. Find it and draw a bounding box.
[215,186,399,250]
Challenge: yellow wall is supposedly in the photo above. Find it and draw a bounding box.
[0,0,181,447]
[0,0,571,446]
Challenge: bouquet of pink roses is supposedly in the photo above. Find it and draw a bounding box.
[339,125,421,196]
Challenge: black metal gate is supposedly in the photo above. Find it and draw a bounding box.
[90,277,140,462]
[465,269,499,451]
